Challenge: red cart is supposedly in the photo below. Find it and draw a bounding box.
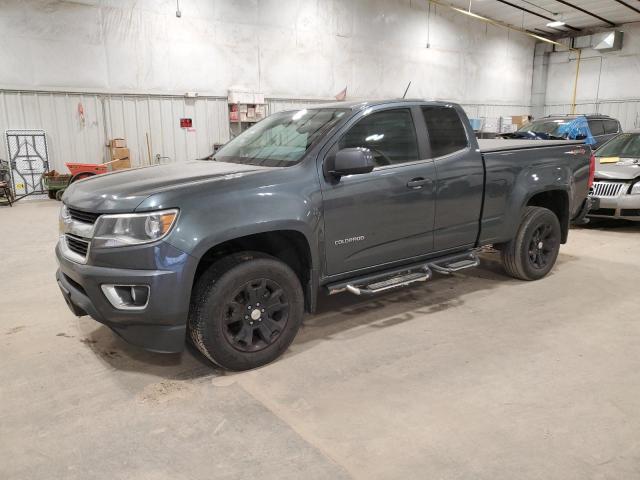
[65,162,109,182]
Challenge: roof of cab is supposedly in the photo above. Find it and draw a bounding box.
[542,114,615,120]
[302,99,454,111]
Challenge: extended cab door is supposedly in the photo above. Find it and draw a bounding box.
[320,106,436,276]
[421,105,484,251]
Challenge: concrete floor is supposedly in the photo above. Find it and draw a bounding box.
[2,200,640,480]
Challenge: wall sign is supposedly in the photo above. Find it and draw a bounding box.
[180,118,193,128]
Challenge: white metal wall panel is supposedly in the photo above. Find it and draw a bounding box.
[461,104,532,119]
[103,95,230,166]
[267,98,335,114]
[1,91,230,171]
[0,91,105,172]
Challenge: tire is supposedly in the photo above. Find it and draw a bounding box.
[499,206,561,281]
[55,189,64,201]
[188,252,304,370]
[48,190,56,199]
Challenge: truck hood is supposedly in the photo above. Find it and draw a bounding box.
[63,161,271,212]
[596,158,640,181]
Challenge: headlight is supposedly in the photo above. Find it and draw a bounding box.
[59,204,70,234]
[92,209,178,248]
[631,182,640,195]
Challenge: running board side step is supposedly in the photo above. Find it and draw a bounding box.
[326,250,481,297]
[429,252,480,275]
[327,261,433,296]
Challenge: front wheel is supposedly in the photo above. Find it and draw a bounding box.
[188,252,304,370]
[499,206,561,281]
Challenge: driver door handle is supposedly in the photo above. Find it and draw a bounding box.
[406,177,431,189]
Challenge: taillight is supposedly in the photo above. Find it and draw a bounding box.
[588,153,595,188]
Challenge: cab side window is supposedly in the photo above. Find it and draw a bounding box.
[603,119,619,135]
[339,109,419,167]
[421,106,469,158]
[588,120,605,136]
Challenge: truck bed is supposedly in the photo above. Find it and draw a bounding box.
[478,139,585,153]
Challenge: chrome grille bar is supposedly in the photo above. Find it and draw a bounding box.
[592,181,626,197]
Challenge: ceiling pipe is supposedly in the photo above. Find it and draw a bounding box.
[427,0,582,114]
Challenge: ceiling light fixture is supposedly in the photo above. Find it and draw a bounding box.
[546,20,566,27]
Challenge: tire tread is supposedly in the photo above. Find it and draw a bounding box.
[500,206,560,281]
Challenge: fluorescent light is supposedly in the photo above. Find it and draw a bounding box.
[546,20,566,27]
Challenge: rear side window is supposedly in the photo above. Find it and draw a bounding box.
[588,120,605,136]
[339,108,419,167]
[421,106,469,157]
[603,119,619,134]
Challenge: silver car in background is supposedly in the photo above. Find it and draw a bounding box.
[589,131,640,221]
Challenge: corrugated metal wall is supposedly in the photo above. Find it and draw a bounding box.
[0,91,105,172]
[103,95,229,167]
[1,90,536,173]
[0,90,230,171]
[544,101,640,130]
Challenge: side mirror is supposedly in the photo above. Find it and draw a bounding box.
[331,147,375,178]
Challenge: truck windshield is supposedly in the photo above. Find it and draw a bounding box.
[517,119,570,136]
[597,133,640,158]
[214,108,348,167]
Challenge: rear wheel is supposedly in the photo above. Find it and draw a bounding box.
[188,252,304,370]
[499,206,561,281]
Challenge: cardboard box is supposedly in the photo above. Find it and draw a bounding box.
[511,115,530,127]
[110,138,126,148]
[111,147,130,160]
[110,158,131,171]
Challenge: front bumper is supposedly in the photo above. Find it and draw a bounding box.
[588,194,640,221]
[572,197,597,225]
[55,241,197,353]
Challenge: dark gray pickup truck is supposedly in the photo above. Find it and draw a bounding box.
[56,100,593,370]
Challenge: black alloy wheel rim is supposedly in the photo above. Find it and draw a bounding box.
[528,223,558,269]
[222,278,289,353]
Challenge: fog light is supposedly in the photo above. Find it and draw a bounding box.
[101,284,150,310]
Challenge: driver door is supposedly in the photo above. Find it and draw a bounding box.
[320,107,437,276]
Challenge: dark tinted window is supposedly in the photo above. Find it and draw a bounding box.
[421,106,468,157]
[339,109,419,167]
[603,119,619,134]
[588,120,605,136]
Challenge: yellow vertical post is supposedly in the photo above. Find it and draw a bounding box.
[571,49,582,114]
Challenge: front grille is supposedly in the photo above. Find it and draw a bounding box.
[66,234,89,258]
[592,181,626,197]
[621,209,640,216]
[68,207,100,224]
[589,208,616,216]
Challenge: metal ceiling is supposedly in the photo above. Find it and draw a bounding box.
[442,0,640,36]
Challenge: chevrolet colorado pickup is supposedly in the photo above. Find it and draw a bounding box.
[56,100,594,370]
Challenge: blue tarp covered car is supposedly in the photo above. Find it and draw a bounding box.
[500,114,621,148]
